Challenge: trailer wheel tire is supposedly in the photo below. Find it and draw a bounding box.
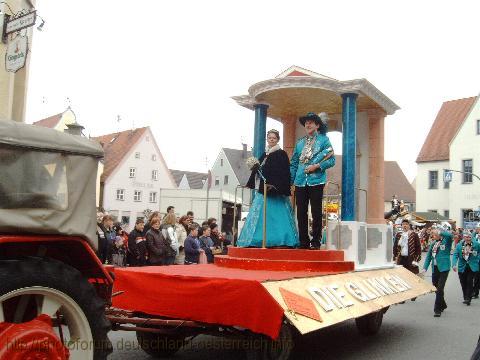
[355,310,383,336]
[0,257,112,360]
[136,331,185,358]
[245,322,295,360]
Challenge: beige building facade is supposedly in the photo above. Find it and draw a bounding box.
[416,96,480,227]
[0,0,36,122]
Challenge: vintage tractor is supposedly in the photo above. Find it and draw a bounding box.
[0,120,113,360]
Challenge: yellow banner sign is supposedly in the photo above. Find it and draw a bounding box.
[262,266,435,334]
[325,203,339,213]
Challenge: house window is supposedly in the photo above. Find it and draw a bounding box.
[135,152,140,159]
[145,136,150,142]
[121,211,130,226]
[428,209,438,214]
[215,176,219,186]
[224,175,229,185]
[116,189,125,201]
[220,159,223,166]
[443,170,450,189]
[463,159,473,183]
[129,168,136,178]
[444,210,450,219]
[149,192,157,203]
[477,120,480,135]
[429,171,438,189]
[134,190,142,202]
[152,170,158,181]
[152,154,157,161]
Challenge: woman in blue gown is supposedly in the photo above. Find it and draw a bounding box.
[237,129,299,248]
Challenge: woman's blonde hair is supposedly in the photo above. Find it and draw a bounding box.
[164,212,176,226]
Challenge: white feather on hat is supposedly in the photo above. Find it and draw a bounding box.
[318,112,329,125]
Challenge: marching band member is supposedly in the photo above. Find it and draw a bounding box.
[393,219,422,274]
[421,229,453,317]
[452,232,480,305]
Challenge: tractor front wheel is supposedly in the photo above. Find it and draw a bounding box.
[0,258,112,360]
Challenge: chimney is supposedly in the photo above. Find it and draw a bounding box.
[242,143,247,158]
[65,122,85,136]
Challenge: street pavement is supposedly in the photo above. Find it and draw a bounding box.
[109,269,479,359]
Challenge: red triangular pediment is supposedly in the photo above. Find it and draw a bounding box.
[286,70,310,77]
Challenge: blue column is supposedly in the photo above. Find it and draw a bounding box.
[253,104,268,159]
[341,93,358,221]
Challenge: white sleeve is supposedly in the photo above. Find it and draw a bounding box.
[168,227,179,251]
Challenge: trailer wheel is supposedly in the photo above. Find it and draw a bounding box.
[136,331,185,358]
[0,258,112,360]
[355,310,383,336]
[245,322,295,360]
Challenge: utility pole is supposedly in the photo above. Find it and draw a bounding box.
[205,156,210,221]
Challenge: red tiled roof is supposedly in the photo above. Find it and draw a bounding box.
[32,113,62,128]
[416,97,476,163]
[92,127,148,183]
[325,156,415,202]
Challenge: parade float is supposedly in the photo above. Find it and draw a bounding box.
[0,66,435,360]
[107,66,435,359]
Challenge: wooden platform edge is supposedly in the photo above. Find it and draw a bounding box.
[261,266,436,335]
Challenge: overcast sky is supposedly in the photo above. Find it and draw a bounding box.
[26,0,480,181]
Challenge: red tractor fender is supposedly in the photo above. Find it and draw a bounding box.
[0,235,113,299]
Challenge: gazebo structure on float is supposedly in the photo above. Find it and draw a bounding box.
[232,66,400,268]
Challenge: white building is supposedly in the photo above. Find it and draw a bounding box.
[93,127,176,230]
[157,188,242,233]
[325,155,415,217]
[205,145,252,208]
[416,96,480,228]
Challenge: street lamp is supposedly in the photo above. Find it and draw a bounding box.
[443,169,480,181]
[444,169,480,228]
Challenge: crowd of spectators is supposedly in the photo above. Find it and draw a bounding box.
[96,207,230,267]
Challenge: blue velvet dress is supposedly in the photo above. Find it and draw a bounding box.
[237,192,298,247]
[237,148,299,248]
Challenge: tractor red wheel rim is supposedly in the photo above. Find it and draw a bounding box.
[0,314,69,360]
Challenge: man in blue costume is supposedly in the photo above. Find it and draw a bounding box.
[422,228,453,317]
[452,231,480,306]
[290,112,335,249]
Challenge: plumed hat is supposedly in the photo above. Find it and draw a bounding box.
[299,112,329,127]
[299,112,320,126]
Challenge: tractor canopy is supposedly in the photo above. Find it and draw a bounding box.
[0,120,103,249]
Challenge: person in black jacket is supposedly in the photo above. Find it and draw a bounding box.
[127,218,147,266]
[146,218,176,265]
[237,129,299,248]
